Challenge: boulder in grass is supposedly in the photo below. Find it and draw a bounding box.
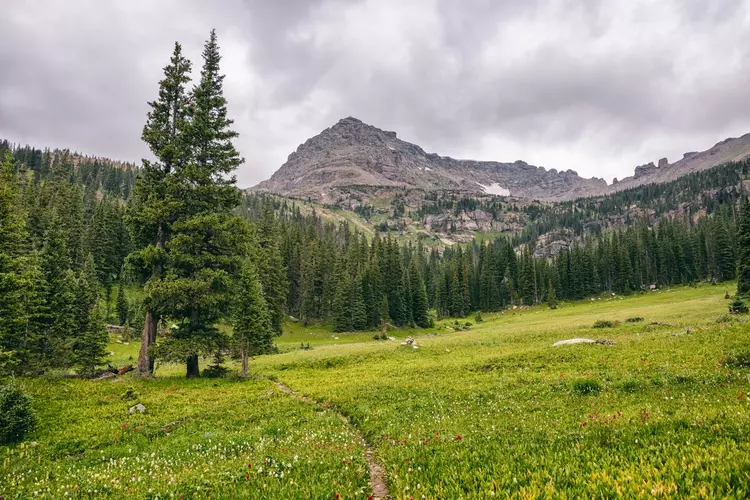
[552,338,595,346]
[129,403,146,414]
[553,338,615,346]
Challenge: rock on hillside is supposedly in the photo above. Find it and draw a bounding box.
[252,117,607,202]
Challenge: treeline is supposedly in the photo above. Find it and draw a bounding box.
[512,159,750,247]
[244,192,749,326]
[241,196,430,332]
[0,140,138,199]
[432,207,745,316]
[0,149,114,375]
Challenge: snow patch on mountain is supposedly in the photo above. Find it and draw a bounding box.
[477,182,510,196]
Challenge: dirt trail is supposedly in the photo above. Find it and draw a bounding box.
[272,380,389,500]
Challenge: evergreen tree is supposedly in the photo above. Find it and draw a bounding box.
[737,196,750,297]
[116,280,129,326]
[72,254,107,374]
[547,279,557,309]
[409,259,430,328]
[351,274,369,331]
[712,217,735,282]
[40,215,77,368]
[154,31,246,377]
[126,41,192,376]
[256,201,288,335]
[331,259,352,332]
[0,151,46,373]
[231,259,273,376]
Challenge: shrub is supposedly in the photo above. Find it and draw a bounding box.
[625,316,644,323]
[202,365,230,378]
[721,350,750,368]
[572,378,602,395]
[474,311,483,323]
[121,386,139,401]
[593,320,615,329]
[729,298,749,314]
[620,379,642,393]
[0,380,37,445]
[716,314,739,324]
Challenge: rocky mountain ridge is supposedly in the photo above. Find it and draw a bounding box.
[252,117,608,202]
[252,117,750,203]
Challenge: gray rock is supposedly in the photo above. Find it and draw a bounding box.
[95,371,116,381]
[658,157,669,168]
[552,338,595,346]
[129,403,146,414]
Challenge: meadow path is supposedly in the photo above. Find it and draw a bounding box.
[272,380,390,500]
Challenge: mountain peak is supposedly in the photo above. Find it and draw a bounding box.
[252,118,607,202]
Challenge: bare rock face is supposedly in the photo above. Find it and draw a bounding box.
[252,117,607,202]
[633,162,657,179]
[611,133,750,192]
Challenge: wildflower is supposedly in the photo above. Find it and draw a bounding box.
[455,435,463,441]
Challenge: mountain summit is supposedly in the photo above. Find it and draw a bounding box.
[252,117,608,202]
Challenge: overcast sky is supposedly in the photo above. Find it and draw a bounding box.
[2,0,749,187]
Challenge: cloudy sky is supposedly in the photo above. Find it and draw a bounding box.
[2,0,749,187]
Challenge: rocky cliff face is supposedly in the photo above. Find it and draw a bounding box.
[611,133,750,192]
[252,117,608,202]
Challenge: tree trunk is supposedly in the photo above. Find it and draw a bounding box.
[186,353,200,378]
[241,350,248,376]
[137,310,157,376]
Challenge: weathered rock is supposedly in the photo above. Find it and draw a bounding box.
[658,157,669,168]
[95,372,117,381]
[129,403,146,414]
[552,338,595,346]
[552,338,616,346]
[633,162,658,179]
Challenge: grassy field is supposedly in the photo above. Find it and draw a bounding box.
[2,284,750,498]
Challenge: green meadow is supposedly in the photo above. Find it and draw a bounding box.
[3,284,750,498]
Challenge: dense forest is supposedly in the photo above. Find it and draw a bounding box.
[2,34,750,379]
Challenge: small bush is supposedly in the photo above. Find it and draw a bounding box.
[620,379,642,393]
[716,314,739,324]
[572,378,602,395]
[202,365,230,378]
[729,298,749,314]
[625,316,644,323]
[721,350,750,368]
[121,386,139,401]
[474,311,483,323]
[593,320,615,329]
[0,380,37,445]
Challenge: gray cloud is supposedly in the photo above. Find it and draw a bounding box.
[1,0,749,186]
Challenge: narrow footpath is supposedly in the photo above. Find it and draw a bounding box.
[272,380,390,500]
